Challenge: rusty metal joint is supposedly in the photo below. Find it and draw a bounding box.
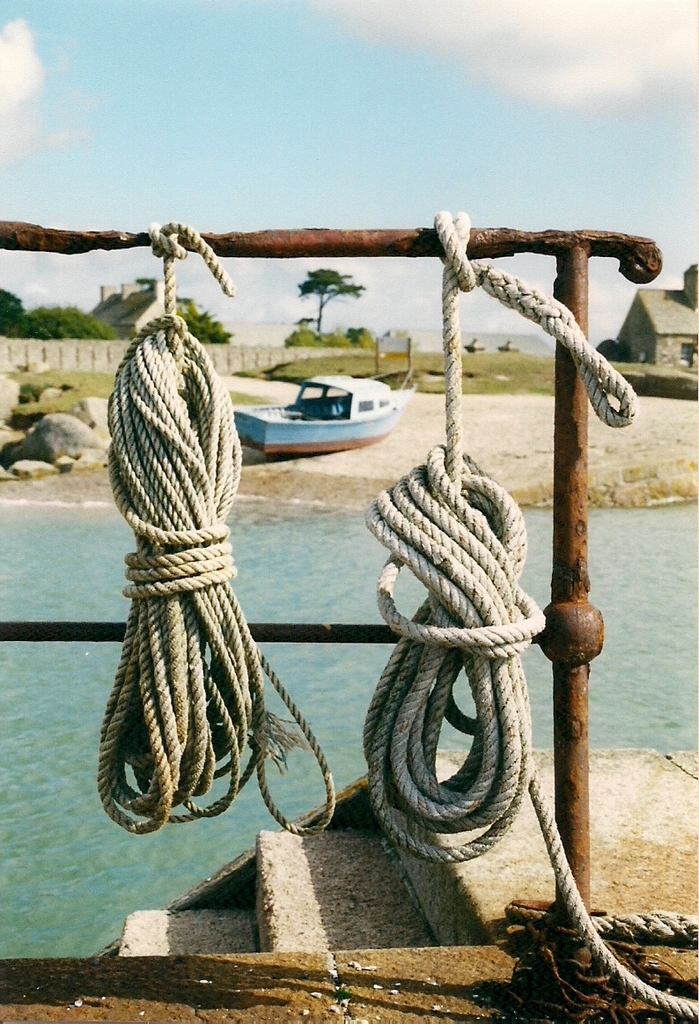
[540,601,604,667]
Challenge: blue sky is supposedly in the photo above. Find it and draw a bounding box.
[0,0,696,342]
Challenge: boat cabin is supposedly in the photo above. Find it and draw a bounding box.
[290,376,394,421]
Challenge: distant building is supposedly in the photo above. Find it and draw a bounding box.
[616,265,698,367]
[92,281,165,340]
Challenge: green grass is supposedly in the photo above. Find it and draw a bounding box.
[7,370,281,428]
[263,351,556,396]
[8,370,116,427]
[228,390,278,405]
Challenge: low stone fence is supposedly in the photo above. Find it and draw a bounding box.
[0,338,360,375]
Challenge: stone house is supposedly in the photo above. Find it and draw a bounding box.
[91,280,165,340]
[616,265,698,366]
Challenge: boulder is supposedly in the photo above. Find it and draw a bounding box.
[0,465,15,481]
[11,459,58,479]
[55,455,76,473]
[12,412,107,465]
[69,397,110,439]
[64,449,109,472]
[0,376,20,423]
[39,386,64,402]
[0,428,25,468]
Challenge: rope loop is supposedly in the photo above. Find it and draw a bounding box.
[369,444,545,659]
[149,221,235,312]
[434,211,639,432]
[99,222,334,836]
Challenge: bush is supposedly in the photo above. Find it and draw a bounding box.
[0,288,24,336]
[177,299,232,344]
[284,323,322,347]
[18,381,42,404]
[284,324,375,349]
[18,306,117,340]
[346,327,375,349]
[321,329,352,348]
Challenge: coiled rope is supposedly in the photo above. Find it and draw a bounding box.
[98,222,335,836]
[364,212,698,1020]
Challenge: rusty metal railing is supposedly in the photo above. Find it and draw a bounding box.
[0,220,663,916]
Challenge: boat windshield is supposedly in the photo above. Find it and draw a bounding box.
[294,384,352,420]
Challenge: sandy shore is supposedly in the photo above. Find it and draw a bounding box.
[0,376,695,510]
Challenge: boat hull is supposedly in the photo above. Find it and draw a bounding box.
[234,389,413,457]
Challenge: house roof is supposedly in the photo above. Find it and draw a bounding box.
[637,289,698,337]
[92,289,161,330]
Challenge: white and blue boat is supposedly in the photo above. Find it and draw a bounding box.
[233,375,415,456]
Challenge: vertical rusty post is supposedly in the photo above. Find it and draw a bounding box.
[540,245,604,913]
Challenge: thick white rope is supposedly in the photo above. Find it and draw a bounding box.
[364,212,698,1019]
[98,222,335,836]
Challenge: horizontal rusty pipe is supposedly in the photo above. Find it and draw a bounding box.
[0,221,661,283]
[0,620,398,645]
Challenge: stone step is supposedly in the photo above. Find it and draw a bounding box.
[255,828,434,952]
[399,749,698,945]
[119,908,257,956]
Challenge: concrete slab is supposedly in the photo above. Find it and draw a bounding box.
[256,829,434,953]
[119,909,257,956]
[2,947,695,1022]
[167,909,257,955]
[0,952,336,1021]
[334,945,515,1021]
[400,749,698,944]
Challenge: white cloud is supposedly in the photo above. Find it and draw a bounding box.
[0,19,45,169]
[314,0,698,113]
[0,19,88,170]
[0,19,43,115]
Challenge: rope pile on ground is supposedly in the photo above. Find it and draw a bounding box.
[98,222,334,835]
[364,211,698,1020]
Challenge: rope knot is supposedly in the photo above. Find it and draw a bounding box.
[367,445,545,661]
[435,211,478,293]
[149,222,188,261]
[123,529,236,600]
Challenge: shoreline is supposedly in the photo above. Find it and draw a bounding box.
[0,388,695,512]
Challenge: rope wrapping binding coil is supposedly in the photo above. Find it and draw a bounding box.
[364,212,698,1020]
[98,222,335,836]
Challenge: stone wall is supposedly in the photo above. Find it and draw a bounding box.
[0,338,359,375]
[655,335,697,367]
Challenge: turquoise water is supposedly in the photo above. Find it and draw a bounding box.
[0,498,696,957]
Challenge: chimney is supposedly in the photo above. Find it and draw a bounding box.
[684,265,698,309]
[100,285,117,303]
[121,283,141,300]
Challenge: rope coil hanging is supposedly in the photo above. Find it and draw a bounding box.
[364,212,698,1020]
[98,222,335,836]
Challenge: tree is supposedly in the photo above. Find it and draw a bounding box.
[298,269,365,334]
[177,298,232,344]
[18,306,117,339]
[0,288,25,336]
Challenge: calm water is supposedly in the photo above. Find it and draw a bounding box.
[0,497,696,957]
